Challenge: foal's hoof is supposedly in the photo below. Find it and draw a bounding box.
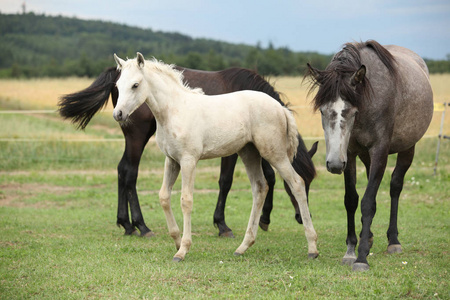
[352,262,370,272]
[219,231,235,238]
[387,244,402,254]
[141,231,155,238]
[308,252,319,259]
[233,251,243,257]
[259,221,269,231]
[341,257,356,266]
[172,257,183,262]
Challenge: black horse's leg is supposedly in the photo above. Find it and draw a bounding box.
[259,159,276,231]
[117,119,157,237]
[214,154,238,237]
[342,154,359,266]
[386,145,415,254]
[117,148,137,235]
[353,147,389,271]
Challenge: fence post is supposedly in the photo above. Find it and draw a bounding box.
[434,102,447,176]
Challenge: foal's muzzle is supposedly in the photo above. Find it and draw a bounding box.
[113,109,125,122]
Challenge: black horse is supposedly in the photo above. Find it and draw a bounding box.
[59,65,317,238]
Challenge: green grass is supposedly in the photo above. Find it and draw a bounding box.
[0,112,449,299]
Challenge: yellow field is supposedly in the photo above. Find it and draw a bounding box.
[0,74,448,138]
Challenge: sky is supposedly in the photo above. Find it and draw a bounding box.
[1,0,449,60]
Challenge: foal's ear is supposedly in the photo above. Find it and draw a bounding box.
[351,65,366,86]
[114,53,125,70]
[306,63,322,83]
[137,52,145,69]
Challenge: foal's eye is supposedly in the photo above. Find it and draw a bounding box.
[132,83,139,89]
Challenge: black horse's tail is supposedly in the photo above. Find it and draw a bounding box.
[58,67,120,129]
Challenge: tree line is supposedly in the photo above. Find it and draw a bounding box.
[0,13,448,78]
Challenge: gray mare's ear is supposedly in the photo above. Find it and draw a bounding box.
[307,63,321,83]
[137,52,145,69]
[351,65,366,86]
[114,53,125,70]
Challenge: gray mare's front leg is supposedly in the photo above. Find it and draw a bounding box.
[342,154,359,266]
[353,148,389,271]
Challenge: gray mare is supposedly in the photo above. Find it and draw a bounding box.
[306,40,433,271]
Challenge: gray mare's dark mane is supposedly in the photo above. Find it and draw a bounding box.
[307,40,398,111]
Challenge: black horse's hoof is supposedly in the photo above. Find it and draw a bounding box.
[341,257,356,266]
[352,262,370,272]
[387,244,402,254]
[219,230,235,238]
[308,252,319,259]
[141,231,155,238]
[259,221,269,231]
[124,229,139,236]
[173,257,183,262]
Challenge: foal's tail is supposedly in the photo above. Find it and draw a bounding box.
[284,108,300,162]
[58,67,120,129]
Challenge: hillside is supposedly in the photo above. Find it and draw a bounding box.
[0,13,448,78]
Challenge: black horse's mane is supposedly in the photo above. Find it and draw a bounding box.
[219,68,286,105]
[307,40,398,111]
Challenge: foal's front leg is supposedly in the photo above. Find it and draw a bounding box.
[159,157,181,250]
[173,157,197,262]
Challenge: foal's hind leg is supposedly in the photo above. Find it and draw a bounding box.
[387,146,415,254]
[159,157,181,250]
[271,158,318,259]
[234,145,268,256]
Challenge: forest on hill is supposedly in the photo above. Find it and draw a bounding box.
[0,13,449,78]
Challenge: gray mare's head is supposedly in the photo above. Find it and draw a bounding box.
[306,44,370,174]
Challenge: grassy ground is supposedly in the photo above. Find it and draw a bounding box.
[0,76,449,299]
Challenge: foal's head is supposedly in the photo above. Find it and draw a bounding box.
[113,52,149,122]
[112,53,203,123]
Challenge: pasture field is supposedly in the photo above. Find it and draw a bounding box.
[0,75,449,299]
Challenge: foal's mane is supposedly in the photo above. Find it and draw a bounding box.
[147,58,205,95]
[307,40,398,111]
[121,57,204,95]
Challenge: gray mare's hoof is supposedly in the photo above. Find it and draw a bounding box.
[387,244,402,254]
[141,231,155,238]
[308,253,319,259]
[172,257,183,262]
[341,257,356,266]
[259,221,269,231]
[352,262,370,272]
[219,231,235,238]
